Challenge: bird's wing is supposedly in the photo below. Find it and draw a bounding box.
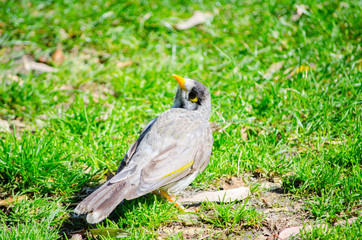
[114,117,157,175]
[110,109,212,197]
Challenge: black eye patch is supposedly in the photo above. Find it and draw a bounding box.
[188,91,197,100]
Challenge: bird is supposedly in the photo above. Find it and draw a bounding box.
[74,74,213,224]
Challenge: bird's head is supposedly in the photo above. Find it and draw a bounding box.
[171,74,211,120]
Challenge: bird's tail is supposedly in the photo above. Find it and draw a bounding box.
[74,180,129,223]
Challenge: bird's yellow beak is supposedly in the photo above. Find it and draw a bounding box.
[172,74,186,91]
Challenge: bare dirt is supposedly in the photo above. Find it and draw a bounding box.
[158,176,310,240]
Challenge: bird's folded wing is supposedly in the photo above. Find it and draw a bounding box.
[134,124,212,197]
[111,110,212,198]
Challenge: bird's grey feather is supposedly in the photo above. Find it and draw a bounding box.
[75,77,213,224]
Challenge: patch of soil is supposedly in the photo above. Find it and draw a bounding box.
[160,176,309,239]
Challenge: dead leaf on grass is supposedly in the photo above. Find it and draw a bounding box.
[22,55,58,73]
[9,119,26,129]
[52,47,65,65]
[0,195,27,206]
[178,187,250,204]
[240,127,249,141]
[116,60,133,68]
[264,61,284,79]
[174,11,213,30]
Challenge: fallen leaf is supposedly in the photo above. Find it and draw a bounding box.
[88,228,130,238]
[240,127,248,141]
[37,55,50,63]
[174,11,213,30]
[52,47,65,65]
[0,195,27,206]
[59,84,74,90]
[178,187,250,204]
[22,55,58,73]
[264,61,284,79]
[10,119,26,128]
[116,60,133,68]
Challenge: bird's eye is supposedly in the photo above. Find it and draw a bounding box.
[188,92,198,103]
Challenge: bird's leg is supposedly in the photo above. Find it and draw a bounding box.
[155,190,185,210]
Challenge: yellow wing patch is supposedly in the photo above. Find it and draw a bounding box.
[160,160,194,179]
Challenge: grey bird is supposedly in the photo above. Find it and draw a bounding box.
[74,74,213,224]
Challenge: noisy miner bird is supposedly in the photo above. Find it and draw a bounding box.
[74,74,213,223]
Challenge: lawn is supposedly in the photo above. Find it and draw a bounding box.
[0,0,361,239]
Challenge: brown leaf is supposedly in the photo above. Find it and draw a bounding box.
[240,127,248,141]
[10,119,26,128]
[178,187,250,204]
[22,55,58,73]
[38,56,50,63]
[0,195,27,206]
[174,11,213,30]
[52,48,65,65]
[116,60,133,68]
[264,61,284,79]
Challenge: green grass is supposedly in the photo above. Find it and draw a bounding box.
[0,0,361,239]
